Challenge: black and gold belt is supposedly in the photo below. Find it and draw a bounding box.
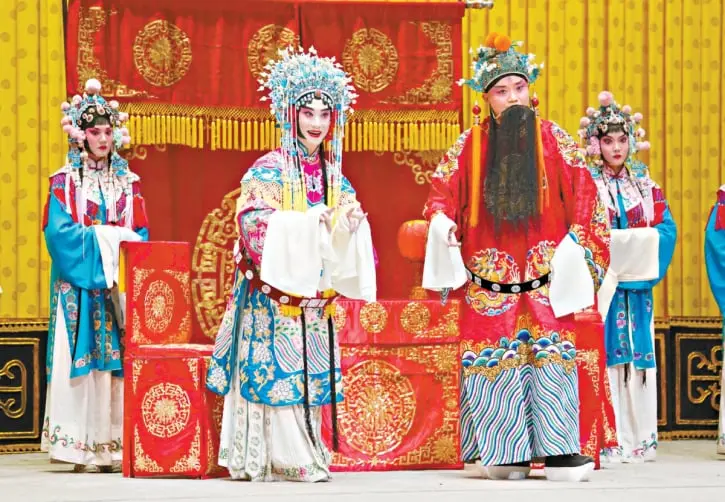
[465,266,549,294]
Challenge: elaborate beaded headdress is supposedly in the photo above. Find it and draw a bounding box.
[60,79,131,172]
[458,32,544,93]
[578,91,650,167]
[258,46,358,211]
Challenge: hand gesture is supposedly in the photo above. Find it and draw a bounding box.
[346,206,368,234]
[447,224,460,248]
[319,207,335,232]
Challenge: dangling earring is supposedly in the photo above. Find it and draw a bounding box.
[531,91,540,116]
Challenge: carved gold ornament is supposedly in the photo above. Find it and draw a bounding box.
[193,189,240,339]
[0,359,26,419]
[342,28,399,93]
[247,25,300,79]
[338,360,416,456]
[359,302,388,334]
[133,20,192,87]
[141,383,191,438]
[400,302,431,335]
[687,345,722,411]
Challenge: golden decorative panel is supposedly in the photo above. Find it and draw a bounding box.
[359,302,389,334]
[342,28,399,93]
[141,383,192,438]
[144,280,175,334]
[338,360,416,456]
[400,302,431,335]
[192,189,240,340]
[247,25,300,79]
[334,343,459,468]
[133,20,193,87]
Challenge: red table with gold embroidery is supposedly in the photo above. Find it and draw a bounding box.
[322,300,463,471]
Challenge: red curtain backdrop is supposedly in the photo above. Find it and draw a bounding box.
[299,2,463,111]
[66,0,298,107]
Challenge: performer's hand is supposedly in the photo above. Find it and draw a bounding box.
[447,225,460,248]
[320,208,334,232]
[346,207,367,234]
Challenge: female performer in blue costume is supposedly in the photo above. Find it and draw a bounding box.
[578,92,676,463]
[41,79,149,472]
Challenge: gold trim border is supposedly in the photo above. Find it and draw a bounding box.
[0,320,49,333]
[659,430,718,440]
[119,103,460,124]
[0,442,41,455]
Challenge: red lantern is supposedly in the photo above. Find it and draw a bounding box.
[397,220,429,262]
[397,220,429,299]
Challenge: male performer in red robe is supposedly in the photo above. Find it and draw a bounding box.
[422,33,610,482]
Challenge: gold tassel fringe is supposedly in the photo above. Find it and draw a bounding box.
[120,104,459,152]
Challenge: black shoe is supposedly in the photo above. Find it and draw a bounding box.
[482,460,531,480]
[500,461,531,467]
[544,454,594,468]
[544,454,594,481]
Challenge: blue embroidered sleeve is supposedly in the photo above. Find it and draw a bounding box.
[43,192,108,291]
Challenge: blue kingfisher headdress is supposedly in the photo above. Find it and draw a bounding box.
[458,32,544,93]
[60,79,131,172]
[258,46,358,211]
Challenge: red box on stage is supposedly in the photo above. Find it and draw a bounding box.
[323,300,462,472]
[122,344,225,479]
[120,241,193,353]
[121,241,225,479]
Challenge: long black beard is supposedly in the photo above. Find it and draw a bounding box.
[483,105,539,231]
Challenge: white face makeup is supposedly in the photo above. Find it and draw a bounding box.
[298,98,331,153]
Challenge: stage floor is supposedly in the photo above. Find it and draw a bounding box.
[1,441,723,502]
